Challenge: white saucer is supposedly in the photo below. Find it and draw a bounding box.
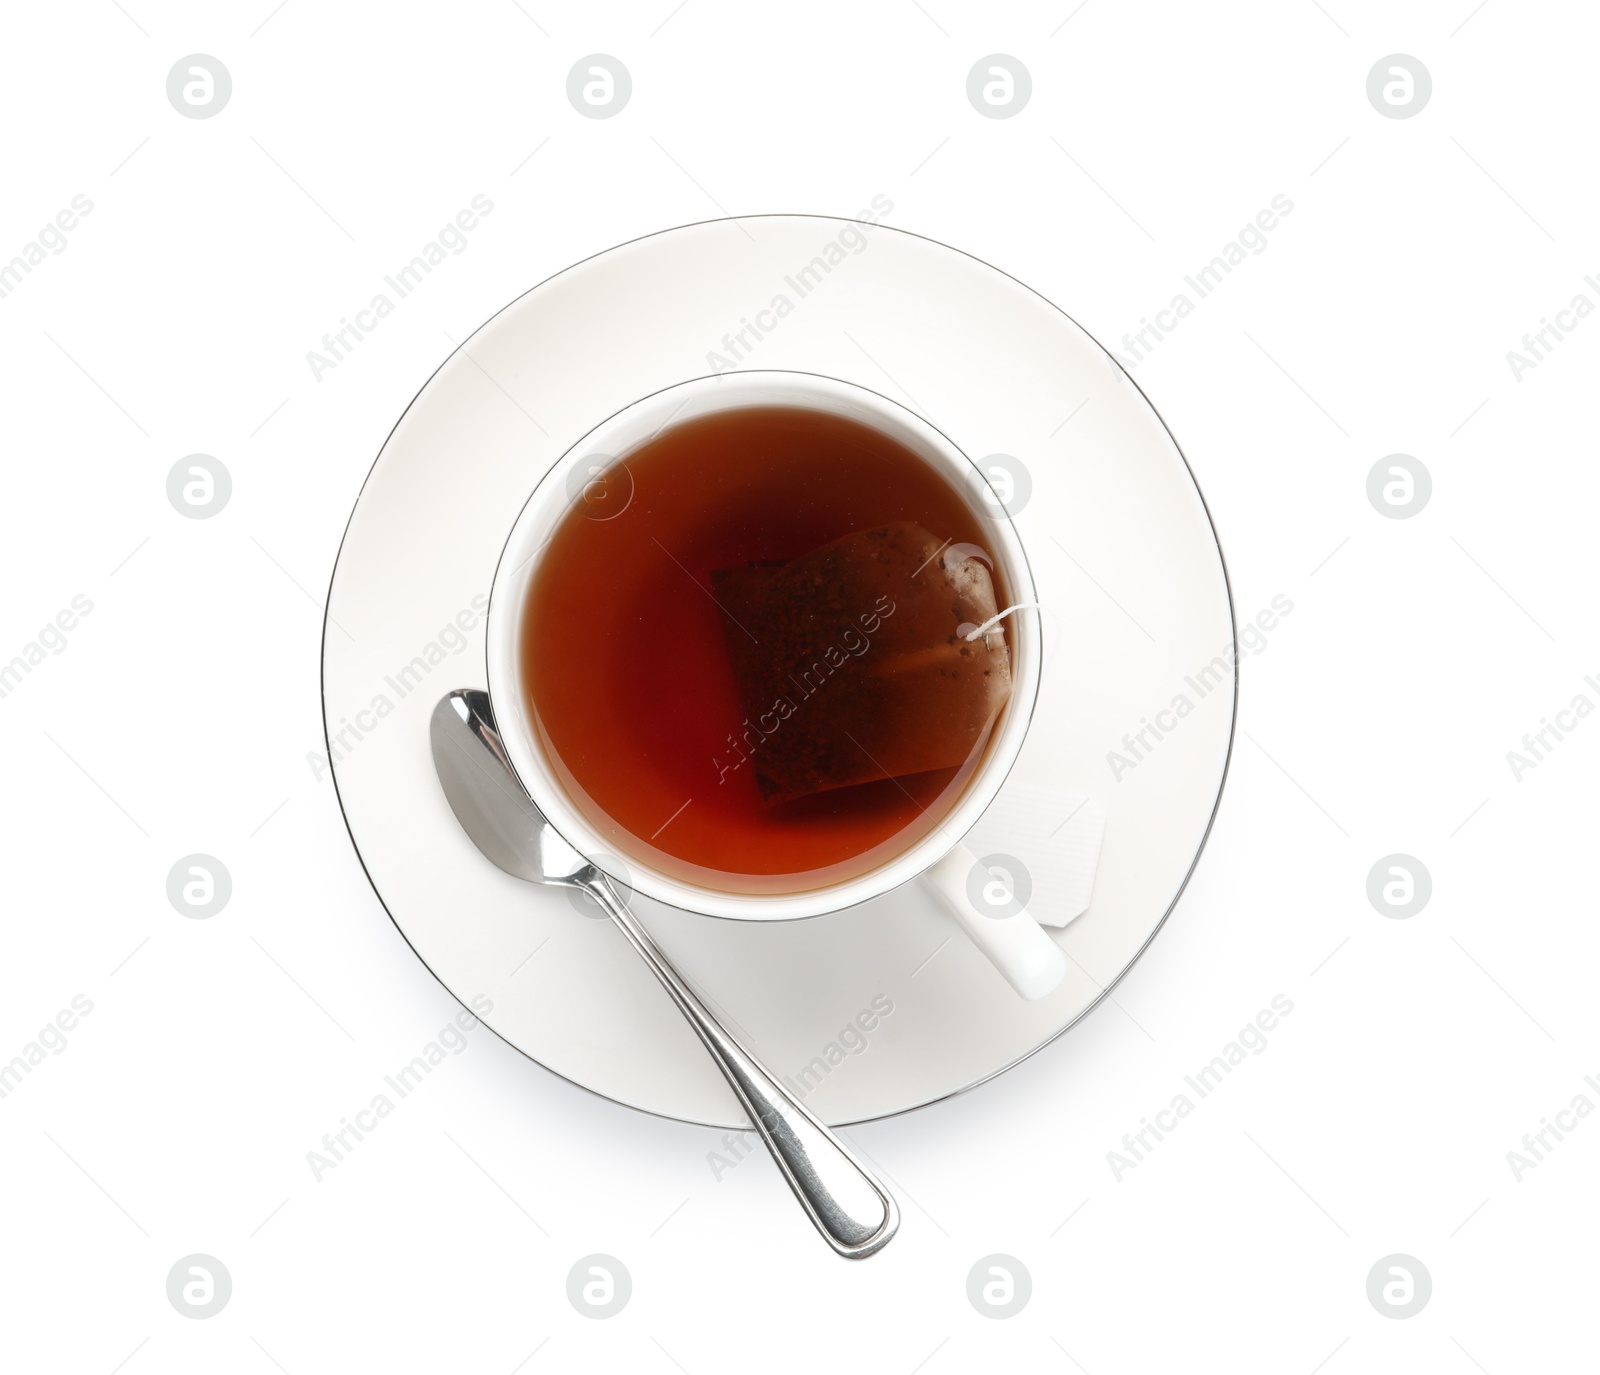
[323,216,1235,1128]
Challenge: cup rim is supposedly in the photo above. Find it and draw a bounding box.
[484,368,1042,921]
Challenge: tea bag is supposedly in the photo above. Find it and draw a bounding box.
[711,521,1013,804]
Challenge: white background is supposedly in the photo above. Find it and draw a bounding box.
[2,1,1595,1370]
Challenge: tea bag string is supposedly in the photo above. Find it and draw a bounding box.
[962,602,1042,642]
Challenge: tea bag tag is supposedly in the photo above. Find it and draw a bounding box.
[958,785,1108,928]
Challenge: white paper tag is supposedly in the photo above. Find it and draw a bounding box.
[960,781,1106,928]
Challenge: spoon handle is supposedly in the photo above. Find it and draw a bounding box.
[580,869,899,1258]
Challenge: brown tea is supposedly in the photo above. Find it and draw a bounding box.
[521,404,1012,895]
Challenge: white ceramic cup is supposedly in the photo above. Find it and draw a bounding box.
[486,371,1068,1000]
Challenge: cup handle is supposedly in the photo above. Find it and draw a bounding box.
[921,842,1069,1001]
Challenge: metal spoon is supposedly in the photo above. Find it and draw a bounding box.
[430,689,899,1258]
